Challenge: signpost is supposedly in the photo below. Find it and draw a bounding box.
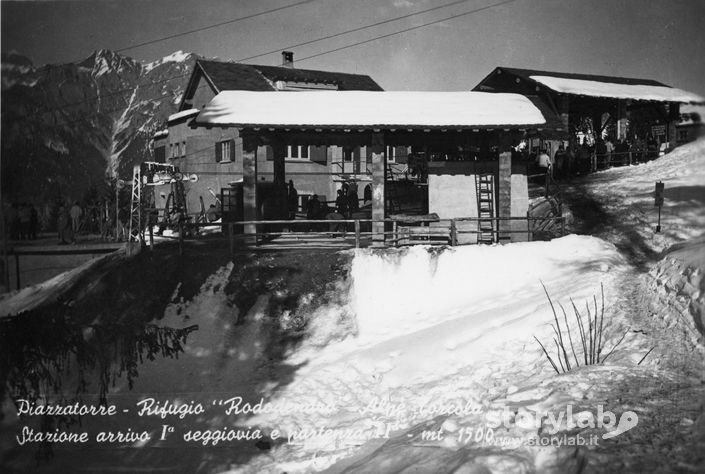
[654,181,664,232]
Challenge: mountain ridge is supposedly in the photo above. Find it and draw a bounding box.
[1,49,198,204]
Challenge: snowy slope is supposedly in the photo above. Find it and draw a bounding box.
[573,137,705,340]
[228,140,705,473]
[214,236,635,473]
[2,138,702,473]
[581,137,705,251]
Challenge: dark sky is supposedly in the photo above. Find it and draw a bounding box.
[2,0,704,95]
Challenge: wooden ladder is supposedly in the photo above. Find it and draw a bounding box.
[475,173,496,244]
[386,163,401,214]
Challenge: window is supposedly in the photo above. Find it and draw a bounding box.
[154,146,165,163]
[299,193,313,210]
[216,139,233,163]
[386,146,396,163]
[180,141,186,158]
[287,145,310,160]
[343,147,354,162]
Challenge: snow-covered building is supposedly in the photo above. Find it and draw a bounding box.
[192,90,559,245]
[151,53,385,218]
[473,67,705,157]
[676,104,705,145]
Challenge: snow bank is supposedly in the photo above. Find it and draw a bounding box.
[648,236,705,337]
[237,235,630,472]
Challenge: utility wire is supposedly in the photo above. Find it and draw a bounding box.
[115,0,319,54]
[14,0,494,118]
[9,0,520,122]
[14,0,321,115]
[236,0,475,62]
[296,0,520,63]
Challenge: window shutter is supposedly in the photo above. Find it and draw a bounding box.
[154,146,165,163]
[311,145,327,164]
[265,145,274,161]
[229,139,236,161]
[215,142,222,163]
[395,146,408,164]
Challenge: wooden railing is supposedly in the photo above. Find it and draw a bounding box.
[146,214,567,256]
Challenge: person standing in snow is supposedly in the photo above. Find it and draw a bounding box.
[17,203,31,240]
[347,181,359,214]
[57,205,70,244]
[69,201,82,235]
[287,180,298,220]
[29,204,38,240]
[537,149,551,176]
[605,137,615,168]
[335,189,348,218]
[306,194,322,232]
[553,144,567,179]
[595,138,607,171]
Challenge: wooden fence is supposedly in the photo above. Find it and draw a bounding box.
[153,214,566,256]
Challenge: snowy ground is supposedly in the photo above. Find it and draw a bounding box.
[1,139,703,473]
[208,139,703,472]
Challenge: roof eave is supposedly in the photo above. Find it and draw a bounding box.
[190,121,548,131]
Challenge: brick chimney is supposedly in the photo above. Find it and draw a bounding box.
[281,51,294,68]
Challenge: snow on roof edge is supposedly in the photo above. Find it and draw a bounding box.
[168,108,200,123]
[530,75,705,104]
[194,91,548,128]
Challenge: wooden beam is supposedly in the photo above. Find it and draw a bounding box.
[242,140,258,244]
[370,132,386,247]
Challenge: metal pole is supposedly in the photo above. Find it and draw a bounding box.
[0,149,8,292]
[229,223,234,257]
[354,220,360,248]
[527,211,532,242]
[149,213,154,251]
[656,205,662,233]
[178,221,184,256]
[115,183,119,241]
[15,253,20,290]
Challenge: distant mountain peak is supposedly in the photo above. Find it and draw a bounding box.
[78,48,140,77]
[2,48,197,201]
[142,50,196,73]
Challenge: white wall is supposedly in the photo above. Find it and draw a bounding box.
[428,174,478,244]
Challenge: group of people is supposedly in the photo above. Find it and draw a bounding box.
[285,180,366,222]
[5,202,39,241]
[56,201,84,244]
[533,135,662,180]
[334,181,360,218]
[4,198,135,245]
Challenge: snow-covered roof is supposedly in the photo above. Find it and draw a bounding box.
[153,129,168,139]
[194,91,546,129]
[530,75,704,103]
[678,104,705,126]
[168,108,200,123]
